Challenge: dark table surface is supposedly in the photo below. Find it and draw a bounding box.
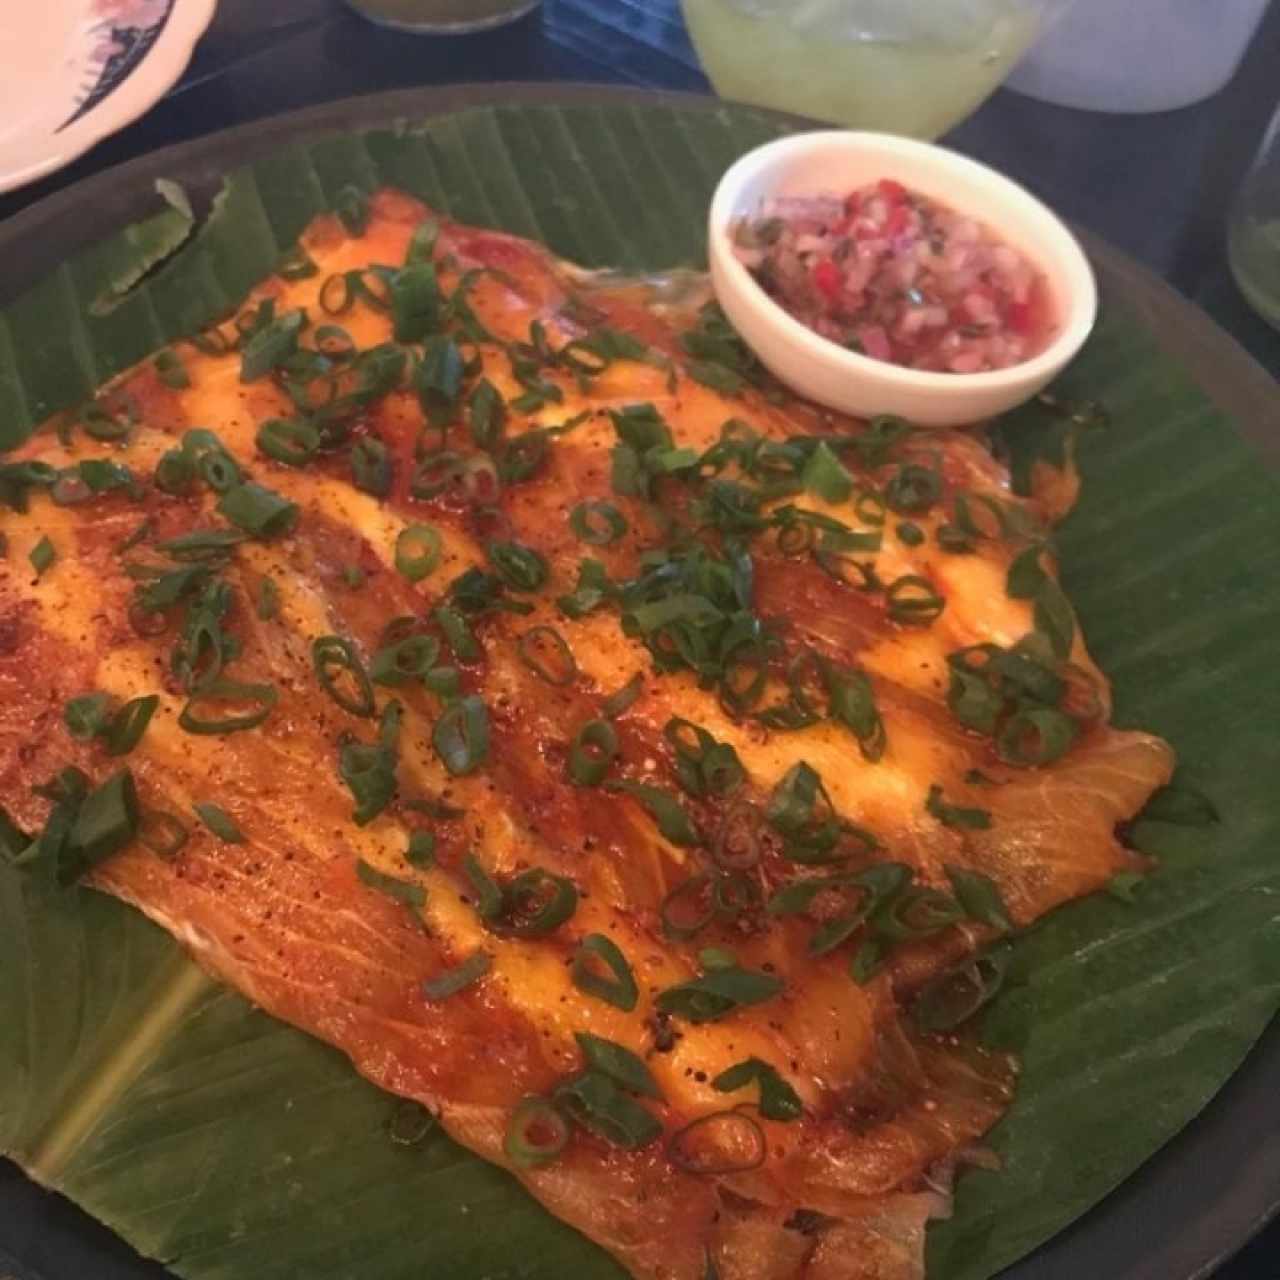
[1,2,1278,1278]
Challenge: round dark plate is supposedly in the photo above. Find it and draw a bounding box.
[0,83,1276,1280]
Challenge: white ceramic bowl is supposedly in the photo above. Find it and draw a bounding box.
[708,131,1098,428]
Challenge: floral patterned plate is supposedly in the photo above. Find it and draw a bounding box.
[0,0,216,193]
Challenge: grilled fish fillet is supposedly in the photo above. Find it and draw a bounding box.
[0,191,1173,1280]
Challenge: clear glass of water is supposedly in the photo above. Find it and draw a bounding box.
[680,0,1075,140]
[342,0,541,34]
[1229,103,1280,331]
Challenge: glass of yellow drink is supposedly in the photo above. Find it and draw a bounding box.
[342,0,541,34]
[680,0,1073,140]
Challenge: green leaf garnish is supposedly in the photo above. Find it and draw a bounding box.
[60,770,140,882]
[0,461,57,512]
[574,1032,661,1100]
[849,937,887,983]
[371,634,440,686]
[553,1071,661,1150]
[823,663,886,762]
[487,539,549,592]
[333,184,370,236]
[154,349,190,389]
[103,695,159,757]
[64,692,113,741]
[517,626,577,687]
[662,718,745,798]
[556,557,613,619]
[926,784,992,831]
[194,802,244,844]
[405,831,436,868]
[257,414,320,465]
[416,335,465,424]
[570,934,638,1012]
[886,574,945,625]
[183,429,242,493]
[462,852,504,921]
[405,218,439,265]
[351,437,393,497]
[874,886,964,942]
[432,604,480,661]
[468,378,507,451]
[1034,578,1076,659]
[1006,544,1050,599]
[497,867,578,936]
[339,701,402,825]
[356,856,425,911]
[179,679,278,736]
[28,535,56,577]
[504,1097,570,1168]
[389,261,441,342]
[217,482,299,539]
[607,780,699,846]
[240,307,305,382]
[600,673,643,719]
[885,462,942,514]
[394,524,443,582]
[911,949,1009,1032]
[568,719,618,787]
[801,441,854,503]
[254,577,279,622]
[422,951,491,1001]
[569,500,628,546]
[996,707,1077,766]
[711,1057,802,1121]
[137,809,189,859]
[945,865,1014,932]
[432,695,490,775]
[155,529,247,563]
[655,965,783,1023]
[312,635,376,718]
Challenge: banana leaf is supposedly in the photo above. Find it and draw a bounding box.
[1,100,1278,1280]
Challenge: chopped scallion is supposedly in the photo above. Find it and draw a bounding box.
[194,802,244,844]
[569,500,628,546]
[103,694,159,756]
[571,933,638,1012]
[432,695,489,775]
[394,524,443,582]
[257,417,320,466]
[574,1032,661,1099]
[356,856,425,911]
[179,679,278,735]
[423,951,491,1001]
[568,719,618,787]
[517,626,577,687]
[217,482,299,539]
[312,635,376,717]
[711,1057,802,1121]
[504,1097,570,1168]
[28,535,55,577]
[925,784,992,831]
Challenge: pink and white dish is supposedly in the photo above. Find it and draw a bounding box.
[0,0,216,194]
[709,131,1098,427]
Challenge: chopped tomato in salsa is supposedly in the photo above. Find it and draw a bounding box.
[732,180,1057,374]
